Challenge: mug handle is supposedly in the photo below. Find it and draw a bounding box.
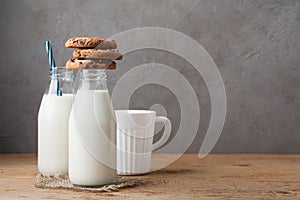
[152,116,172,151]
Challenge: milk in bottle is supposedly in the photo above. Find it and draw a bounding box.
[38,67,74,174]
[69,70,116,186]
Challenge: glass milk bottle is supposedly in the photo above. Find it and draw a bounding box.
[69,70,116,186]
[38,67,74,175]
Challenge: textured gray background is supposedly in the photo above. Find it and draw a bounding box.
[0,0,299,153]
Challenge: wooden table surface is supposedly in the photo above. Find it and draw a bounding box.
[0,154,300,200]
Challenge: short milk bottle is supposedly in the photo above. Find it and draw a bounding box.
[69,70,116,186]
[38,67,74,174]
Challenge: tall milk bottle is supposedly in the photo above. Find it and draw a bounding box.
[69,70,116,186]
[38,67,74,175]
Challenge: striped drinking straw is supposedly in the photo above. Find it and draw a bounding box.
[45,41,62,96]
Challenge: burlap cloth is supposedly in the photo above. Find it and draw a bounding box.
[35,174,144,192]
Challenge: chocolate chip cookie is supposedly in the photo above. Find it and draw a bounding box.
[65,37,117,49]
[66,58,116,70]
[73,49,122,60]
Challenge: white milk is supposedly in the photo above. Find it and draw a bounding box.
[69,90,116,186]
[38,94,73,174]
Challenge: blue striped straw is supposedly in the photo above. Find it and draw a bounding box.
[45,41,56,69]
[45,41,62,96]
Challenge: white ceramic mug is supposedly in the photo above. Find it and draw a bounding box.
[115,110,172,175]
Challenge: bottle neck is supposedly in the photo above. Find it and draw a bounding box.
[79,70,107,90]
[46,67,74,95]
[49,67,73,81]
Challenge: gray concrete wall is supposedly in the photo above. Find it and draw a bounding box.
[0,0,299,153]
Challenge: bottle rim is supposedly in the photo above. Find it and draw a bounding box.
[81,69,107,81]
[48,67,73,78]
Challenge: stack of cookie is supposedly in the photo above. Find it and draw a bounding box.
[65,37,122,70]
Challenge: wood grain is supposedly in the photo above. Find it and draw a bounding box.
[0,154,300,199]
